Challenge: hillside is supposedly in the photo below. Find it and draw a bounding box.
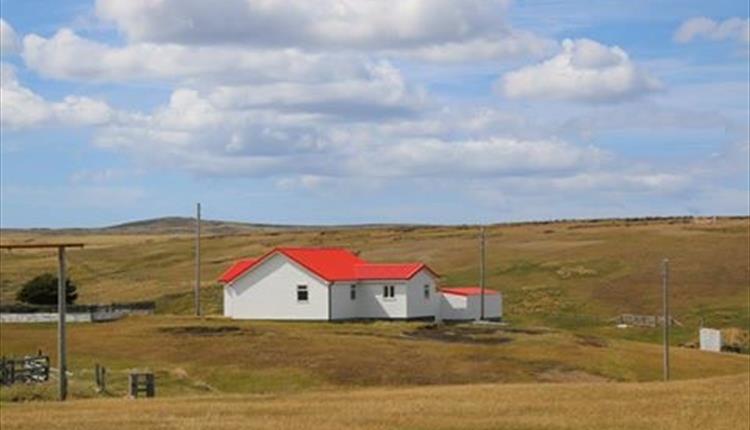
[1,217,747,331]
[1,316,748,400]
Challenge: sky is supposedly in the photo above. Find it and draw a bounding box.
[0,0,748,228]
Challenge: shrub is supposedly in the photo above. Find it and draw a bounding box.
[15,273,78,305]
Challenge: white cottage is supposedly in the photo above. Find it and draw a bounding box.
[219,247,502,321]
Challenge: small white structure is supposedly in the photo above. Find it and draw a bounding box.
[219,247,503,321]
[440,287,502,321]
[699,328,722,352]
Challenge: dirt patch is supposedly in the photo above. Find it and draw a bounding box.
[403,324,513,345]
[575,334,608,348]
[158,325,244,336]
[498,327,552,335]
[537,368,611,383]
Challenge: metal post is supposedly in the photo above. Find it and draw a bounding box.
[195,203,201,317]
[57,246,67,401]
[479,226,486,321]
[662,258,670,381]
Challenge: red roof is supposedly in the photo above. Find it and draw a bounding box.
[218,258,259,283]
[440,287,499,297]
[355,263,435,280]
[219,247,438,283]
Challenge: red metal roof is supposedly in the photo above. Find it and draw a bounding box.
[219,247,438,283]
[354,263,434,280]
[218,258,259,283]
[280,247,366,281]
[440,287,499,297]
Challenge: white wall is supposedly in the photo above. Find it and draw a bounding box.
[406,270,439,319]
[330,281,359,320]
[439,293,502,321]
[329,269,439,320]
[356,281,407,318]
[440,293,468,320]
[226,253,330,320]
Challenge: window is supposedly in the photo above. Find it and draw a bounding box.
[383,285,395,299]
[297,285,308,302]
[424,284,430,300]
[350,284,357,301]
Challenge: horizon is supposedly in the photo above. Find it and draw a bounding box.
[1,213,747,231]
[1,1,749,228]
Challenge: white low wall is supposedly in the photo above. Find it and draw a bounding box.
[1,312,93,323]
[1,307,154,324]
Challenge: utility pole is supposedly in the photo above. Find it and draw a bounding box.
[662,258,670,381]
[0,243,84,401]
[195,203,202,317]
[479,225,486,321]
[57,246,67,400]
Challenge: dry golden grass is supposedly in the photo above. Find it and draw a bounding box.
[1,374,748,430]
[1,218,747,328]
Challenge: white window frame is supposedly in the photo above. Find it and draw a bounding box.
[382,285,396,300]
[297,285,309,303]
[424,284,430,300]
[350,284,357,301]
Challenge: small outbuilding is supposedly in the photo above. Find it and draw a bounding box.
[699,328,722,352]
[439,287,502,321]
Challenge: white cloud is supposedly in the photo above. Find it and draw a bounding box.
[405,32,557,63]
[95,0,511,48]
[674,17,750,45]
[92,0,552,64]
[348,137,603,177]
[90,85,604,180]
[0,63,113,129]
[499,38,662,103]
[22,29,363,83]
[1,19,20,54]
[208,61,427,119]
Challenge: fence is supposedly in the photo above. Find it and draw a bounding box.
[129,373,155,398]
[0,354,50,385]
[0,301,155,323]
[615,314,682,328]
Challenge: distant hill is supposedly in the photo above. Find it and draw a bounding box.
[1,215,746,235]
[103,216,284,234]
[0,216,427,235]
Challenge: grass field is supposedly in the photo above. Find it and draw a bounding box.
[1,217,748,344]
[1,374,748,430]
[1,217,748,428]
[1,316,748,401]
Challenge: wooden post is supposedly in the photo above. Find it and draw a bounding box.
[129,373,138,398]
[662,258,670,381]
[95,364,106,393]
[479,226,486,321]
[195,203,202,317]
[145,373,155,398]
[57,246,67,401]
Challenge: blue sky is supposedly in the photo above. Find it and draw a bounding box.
[0,0,748,227]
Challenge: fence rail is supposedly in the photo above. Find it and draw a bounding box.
[0,354,50,385]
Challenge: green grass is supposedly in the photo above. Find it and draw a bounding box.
[1,316,748,402]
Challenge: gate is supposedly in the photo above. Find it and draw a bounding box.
[0,354,50,385]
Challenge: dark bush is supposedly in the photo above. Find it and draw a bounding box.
[15,273,78,305]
